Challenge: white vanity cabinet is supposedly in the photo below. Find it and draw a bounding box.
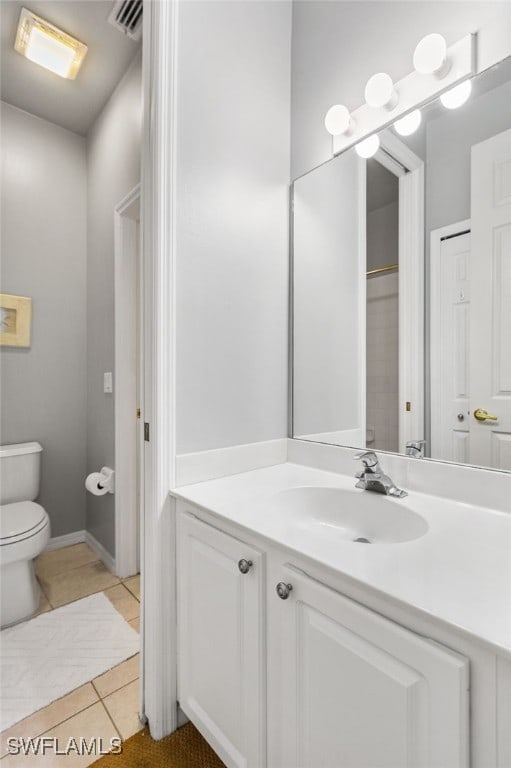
[176,504,472,768]
[267,563,469,768]
[176,511,266,768]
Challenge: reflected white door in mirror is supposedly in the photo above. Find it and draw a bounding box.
[470,127,511,470]
[431,127,511,471]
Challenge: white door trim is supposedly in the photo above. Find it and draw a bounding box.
[114,184,141,579]
[379,131,425,452]
[430,220,471,461]
[140,0,178,739]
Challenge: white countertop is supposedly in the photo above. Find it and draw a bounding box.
[171,462,511,655]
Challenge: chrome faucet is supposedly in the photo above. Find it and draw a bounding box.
[405,440,426,459]
[354,451,408,498]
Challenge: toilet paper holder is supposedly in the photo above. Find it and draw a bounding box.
[85,467,115,495]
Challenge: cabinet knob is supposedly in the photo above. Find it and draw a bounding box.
[276,582,293,600]
[238,558,253,574]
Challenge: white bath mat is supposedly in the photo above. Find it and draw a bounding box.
[0,591,139,731]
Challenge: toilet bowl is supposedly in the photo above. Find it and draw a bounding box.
[0,442,51,628]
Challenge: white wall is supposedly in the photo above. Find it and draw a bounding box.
[86,54,141,555]
[293,149,364,441]
[0,102,87,538]
[291,1,511,179]
[175,1,291,454]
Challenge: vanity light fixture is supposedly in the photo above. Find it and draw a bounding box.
[413,33,451,78]
[324,104,354,136]
[394,109,422,136]
[364,73,398,110]
[14,8,88,79]
[440,79,472,109]
[355,134,380,159]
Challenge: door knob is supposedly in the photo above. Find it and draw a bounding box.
[276,582,293,600]
[473,408,498,422]
[238,559,253,574]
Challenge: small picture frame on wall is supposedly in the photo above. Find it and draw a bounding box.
[0,294,32,348]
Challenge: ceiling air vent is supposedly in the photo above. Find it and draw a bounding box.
[108,0,143,42]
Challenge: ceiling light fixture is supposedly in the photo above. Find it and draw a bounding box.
[364,73,398,110]
[355,134,380,159]
[440,79,472,109]
[394,109,422,136]
[14,8,88,79]
[324,105,355,136]
[413,33,450,77]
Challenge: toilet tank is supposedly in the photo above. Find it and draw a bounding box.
[0,442,42,504]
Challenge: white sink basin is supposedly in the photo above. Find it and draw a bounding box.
[265,486,428,544]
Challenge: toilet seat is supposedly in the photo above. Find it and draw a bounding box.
[0,501,49,546]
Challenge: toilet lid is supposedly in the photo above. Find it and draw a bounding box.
[0,501,48,542]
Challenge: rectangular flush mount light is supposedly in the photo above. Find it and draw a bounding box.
[14,8,88,79]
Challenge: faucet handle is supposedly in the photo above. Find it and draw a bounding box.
[354,450,379,469]
[405,440,426,458]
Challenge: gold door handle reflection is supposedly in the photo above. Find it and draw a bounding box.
[473,408,498,422]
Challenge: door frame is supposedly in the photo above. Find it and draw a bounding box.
[140,0,178,739]
[430,219,471,460]
[377,131,424,452]
[114,184,141,579]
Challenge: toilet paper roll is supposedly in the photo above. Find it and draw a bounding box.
[85,472,109,496]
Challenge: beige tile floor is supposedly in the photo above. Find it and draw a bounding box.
[0,544,142,765]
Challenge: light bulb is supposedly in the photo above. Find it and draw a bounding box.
[355,134,380,159]
[324,104,353,136]
[394,109,422,136]
[413,33,450,77]
[364,73,398,110]
[440,79,472,109]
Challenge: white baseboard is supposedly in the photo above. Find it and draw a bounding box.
[85,531,116,574]
[45,529,116,574]
[175,438,288,487]
[46,530,86,551]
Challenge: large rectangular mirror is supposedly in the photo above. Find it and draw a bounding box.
[292,56,511,472]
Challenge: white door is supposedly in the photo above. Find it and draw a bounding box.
[267,564,469,768]
[430,228,471,463]
[293,152,366,446]
[176,511,265,768]
[470,128,511,469]
[114,188,142,578]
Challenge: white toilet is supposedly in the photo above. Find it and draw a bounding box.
[0,442,50,629]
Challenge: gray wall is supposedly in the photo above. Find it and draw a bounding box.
[291,1,511,180]
[367,201,399,273]
[0,102,87,538]
[426,79,511,233]
[175,1,292,454]
[86,54,141,556]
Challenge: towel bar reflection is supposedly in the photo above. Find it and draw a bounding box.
[366,264,399,278]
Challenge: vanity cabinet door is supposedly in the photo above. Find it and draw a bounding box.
[177,510,265,768]
[267,564,469,768]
